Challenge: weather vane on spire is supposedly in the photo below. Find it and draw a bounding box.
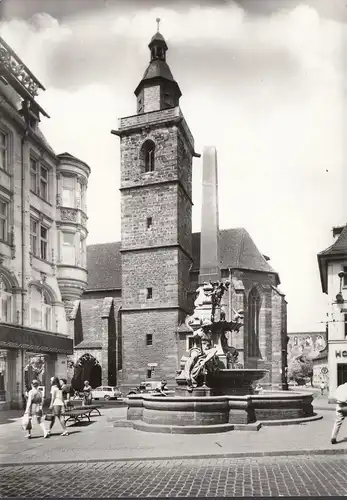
[156,17,161,32]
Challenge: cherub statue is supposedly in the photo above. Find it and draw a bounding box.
[207,280,230,322]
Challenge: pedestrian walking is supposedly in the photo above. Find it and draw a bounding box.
[331,382,347,444]
[60,378,73,407]
[82,380,92,406]
[47,377,68,436]
[23,379,48,439]
[320,381,326,395]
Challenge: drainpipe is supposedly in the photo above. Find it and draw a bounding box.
[21,125,29,325]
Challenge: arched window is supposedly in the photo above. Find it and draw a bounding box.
[30,286,52,331]
[0,277,12,323]
[248,287,261,358]
[141,140,155,173]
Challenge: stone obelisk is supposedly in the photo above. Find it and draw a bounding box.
[199,146,221,284]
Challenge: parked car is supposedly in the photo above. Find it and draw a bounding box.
[127,380,167,396]
[91,386,122,400]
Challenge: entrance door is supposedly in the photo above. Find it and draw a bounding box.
[337,364,347,386]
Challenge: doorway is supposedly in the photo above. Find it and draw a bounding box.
[337,364,347,386]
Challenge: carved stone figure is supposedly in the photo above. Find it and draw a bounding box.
[181,321,219,391]
[205,280,230,322]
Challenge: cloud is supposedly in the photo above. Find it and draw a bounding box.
[0,1,345,332]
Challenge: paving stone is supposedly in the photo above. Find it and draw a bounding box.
[1,455,347,497]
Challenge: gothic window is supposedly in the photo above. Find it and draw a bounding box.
[344,267,347,287]
[0,277,12,323]
[30,286,52,331]
[248,287,261,357]
[141,140,155,173]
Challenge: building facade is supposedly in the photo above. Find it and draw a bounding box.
[0,36,90,408]
[318,224,347,401]
[287,331,328,387]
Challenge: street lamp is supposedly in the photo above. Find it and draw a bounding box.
[336,271,346,304]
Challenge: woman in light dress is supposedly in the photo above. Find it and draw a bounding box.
[47,377,68,436]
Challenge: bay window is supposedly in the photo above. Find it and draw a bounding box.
[62,176,75,207]
[61,231,76,265]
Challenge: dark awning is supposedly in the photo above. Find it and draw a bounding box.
[0,324,73,354]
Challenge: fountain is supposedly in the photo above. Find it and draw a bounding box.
[115,146,320,433]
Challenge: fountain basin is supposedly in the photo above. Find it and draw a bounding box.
[208,369,269,396]
[120,391,320,433]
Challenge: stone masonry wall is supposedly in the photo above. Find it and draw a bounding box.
[121,184,178,248]
[122,248,180,308]
[177,186,192,257]
[120,309,180,389]
[271,289,284,388]
[120,125,179,190]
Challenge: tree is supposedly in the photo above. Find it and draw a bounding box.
[288,355,313,386]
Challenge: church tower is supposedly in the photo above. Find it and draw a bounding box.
[112,21,199,388]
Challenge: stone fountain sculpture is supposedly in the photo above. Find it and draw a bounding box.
[176,280,244,393]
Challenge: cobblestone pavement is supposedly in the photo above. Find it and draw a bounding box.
[1,454,347,497]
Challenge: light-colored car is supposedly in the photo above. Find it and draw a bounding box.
[91,386,122,401]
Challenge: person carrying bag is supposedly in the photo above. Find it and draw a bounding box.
[23,380,48,439]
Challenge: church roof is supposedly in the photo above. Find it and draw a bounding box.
[86,242,122,291]
[192,228,277,276]
[318,224,347,293]
[85,228,279,292]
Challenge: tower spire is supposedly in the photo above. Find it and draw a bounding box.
[134,21,182,114]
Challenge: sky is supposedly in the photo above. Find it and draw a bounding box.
[0,0,346,332]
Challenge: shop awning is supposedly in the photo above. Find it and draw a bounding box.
[0,324,73,354]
